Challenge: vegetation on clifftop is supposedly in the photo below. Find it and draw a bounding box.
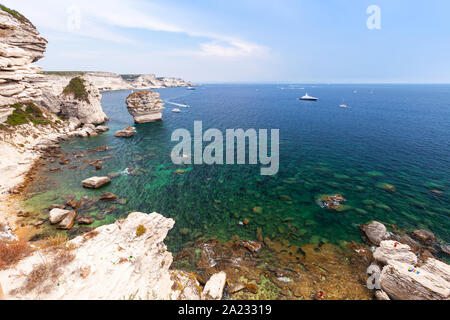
[6,103,50,126]
[43,71,87,76]
[0,4,32,25]
[62,77,90,102]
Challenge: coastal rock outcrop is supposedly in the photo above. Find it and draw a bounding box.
[202,271,227,300]
[0,6,47,112]
[126,91,164,123]
[58,77,108,125]
[0,212,210,300]
[373,240,450,300]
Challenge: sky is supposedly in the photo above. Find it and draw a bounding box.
[3,0,450,83]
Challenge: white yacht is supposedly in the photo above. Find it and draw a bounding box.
[300,92,318,101]
[172,108,181,113]
[339,104,349,108]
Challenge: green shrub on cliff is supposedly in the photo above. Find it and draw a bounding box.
[63,77,90,102]
[0,4,32,25]
[6,103,49,126]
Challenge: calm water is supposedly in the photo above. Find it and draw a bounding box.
[27,84,450,254]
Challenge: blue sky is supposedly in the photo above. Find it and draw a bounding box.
[4,0,450,83]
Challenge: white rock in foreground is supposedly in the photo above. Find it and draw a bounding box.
[374,240,418,265]
[380,259,450,300]
[202,271,227,300]
[0,212,212,300]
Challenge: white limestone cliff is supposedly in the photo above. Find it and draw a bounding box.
[0,8,47,109]
[0,212,225,300]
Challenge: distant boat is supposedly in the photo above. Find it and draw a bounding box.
[300,92,318,101]
[172,108,181,113]
[187,87,196,90]
[339,99,349,108]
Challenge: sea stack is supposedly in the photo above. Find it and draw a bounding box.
[125,91,164,123]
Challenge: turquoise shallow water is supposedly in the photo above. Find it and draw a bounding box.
[27,84,450,255]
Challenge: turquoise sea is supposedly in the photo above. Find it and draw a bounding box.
[26,84,450,258]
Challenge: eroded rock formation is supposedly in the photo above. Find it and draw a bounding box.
[58,77,108,125]
[374,240,450,300]
[0,212,226,300]
[126,91,164,123]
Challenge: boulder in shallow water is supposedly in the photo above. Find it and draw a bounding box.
[114,126,136,138]
[100,192,117,200]
[95,125,109,133]
[49,208,73,224]
[361,221,387,245]
[77,215,94,225]
[82,176,111,189]
[0,224,17,242]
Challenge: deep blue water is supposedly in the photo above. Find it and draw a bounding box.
[28,84,450,254]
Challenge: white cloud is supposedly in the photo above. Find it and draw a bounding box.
[2,0,268,58]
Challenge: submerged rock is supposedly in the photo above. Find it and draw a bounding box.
[412,229,436,245]
[57,211,76,230]
[49,208,73,224]
[82,176,111,189]
[99,192,117,200]
[126,91,164,123]
[202,272,227,300]
[376,183,396,193]
[316,194,346,211]
[77,215,94,225]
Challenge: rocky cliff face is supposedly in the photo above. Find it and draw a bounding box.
[126,90,164,123]
[0,212,225,300]
[58,77,108,125]
[0,7,47,114]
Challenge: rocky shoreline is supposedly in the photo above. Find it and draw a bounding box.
[1,4,449,301]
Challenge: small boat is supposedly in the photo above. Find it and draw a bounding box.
[172,108,181,113]
[187,87,196,90]
[300,92,318,101]
[339,99,349,108]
